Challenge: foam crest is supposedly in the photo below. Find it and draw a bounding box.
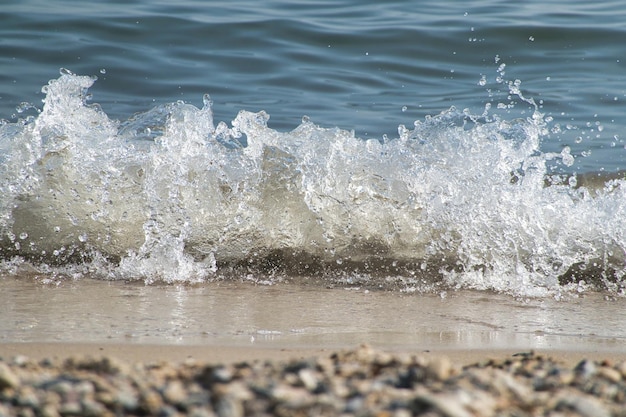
[0,70,624,295]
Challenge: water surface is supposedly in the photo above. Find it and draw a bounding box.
[1,1,626,299]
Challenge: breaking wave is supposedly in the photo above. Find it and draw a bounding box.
[1,69,625,296]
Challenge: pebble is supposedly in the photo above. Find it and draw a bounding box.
[599,366,622,383]
[162,380,187,405]
[426,356,454,381]
[0,363,19,389]
[0,345,626,416]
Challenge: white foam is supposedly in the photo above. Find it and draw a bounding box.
[0,69,624,296]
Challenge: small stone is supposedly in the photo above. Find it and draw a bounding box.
[16,408,35,417]
[188,407,217,417]
[214,395,243,417]
[40,404,61,417]
[556,396,610,417]
[427,356,454,380]
[81,398,107,417]
[557,369,575,385]
[354,344,376,363]
[298,368,318,391]
[12,355,29,366]
[16,386,40,408]
[51,380,75,395]
[58,401,82,415]
[162,380,187,405]
[574,359,597,379]
[139,389,163,414]
[115,389,139,411]
[411,392,473,417]
[0,363,19,389]
[598,366,622,383]
[271,385,313,407]
[158,404,179,417]
[616,361,626,378]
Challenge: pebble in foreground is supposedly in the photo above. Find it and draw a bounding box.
[0,345,624,416]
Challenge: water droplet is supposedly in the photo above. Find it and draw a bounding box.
[19,232,28,240]
[560,146,575,167]
[401,106,408,112]
[99,68,106,74]
[202,93,213,109]
[528,36,535,41]
[15,102,33,114]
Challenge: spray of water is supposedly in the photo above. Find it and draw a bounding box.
[0,69,624,296]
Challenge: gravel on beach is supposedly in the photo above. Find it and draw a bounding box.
[0,344,625,417]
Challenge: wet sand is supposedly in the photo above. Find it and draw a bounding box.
[2,277,626,354]
[1,276,625,366]
[0,341,623,368]
[2,277,626,358]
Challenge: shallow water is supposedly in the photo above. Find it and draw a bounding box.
[2,277,625,353]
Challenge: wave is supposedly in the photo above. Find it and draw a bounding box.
[0,69,624,296]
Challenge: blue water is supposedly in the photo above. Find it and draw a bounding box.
[3,0,626,170]
[1,0,626,296]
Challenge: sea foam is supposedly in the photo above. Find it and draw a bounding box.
[0,69,624,296]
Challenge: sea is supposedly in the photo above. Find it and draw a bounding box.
[2,0,626,350]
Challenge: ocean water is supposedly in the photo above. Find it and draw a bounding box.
[1,0,626,299]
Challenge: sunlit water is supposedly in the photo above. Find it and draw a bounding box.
[1,0,626,301]
[2,278,625,353]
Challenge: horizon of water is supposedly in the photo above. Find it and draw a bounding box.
[2,1,626,298]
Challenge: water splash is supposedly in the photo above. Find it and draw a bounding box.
[0,69,624,296]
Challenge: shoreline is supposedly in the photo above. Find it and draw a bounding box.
[1,341,624,368]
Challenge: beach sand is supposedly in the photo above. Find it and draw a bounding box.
[0,341,622,368]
